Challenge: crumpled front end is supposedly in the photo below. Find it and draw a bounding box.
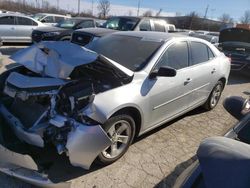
[0,42,123,185]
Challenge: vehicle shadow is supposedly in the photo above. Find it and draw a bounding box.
[135,106,207,143]
[155,156,197,188]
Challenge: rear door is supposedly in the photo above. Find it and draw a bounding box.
[187,41,219,107]
[15,16,38,42]
[0,16,16,42]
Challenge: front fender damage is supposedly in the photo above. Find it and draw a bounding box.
[66,123,112,169]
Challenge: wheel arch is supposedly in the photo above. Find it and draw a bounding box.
[109,106,143,138]
[218,77,226,89]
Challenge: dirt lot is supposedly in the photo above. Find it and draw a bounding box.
[0,45,249,188]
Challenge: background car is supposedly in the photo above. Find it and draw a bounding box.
[218,27,250,77]
[32,17,98,42]
[0,13,45,43]
[102,16,175,32]
[71,27,116,46]
[32,13,70,26]
[71,16,176,46]
[191,33,219,44]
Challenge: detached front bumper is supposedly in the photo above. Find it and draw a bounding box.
[0,118,112,186]
[0,143,70,187]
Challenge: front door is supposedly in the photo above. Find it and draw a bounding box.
[146,41,192,130]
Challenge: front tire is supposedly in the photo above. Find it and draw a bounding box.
[97,114,135,165]
[203,81,224,110]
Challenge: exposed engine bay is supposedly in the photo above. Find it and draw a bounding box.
[0,41,133,172]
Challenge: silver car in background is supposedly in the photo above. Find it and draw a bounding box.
[0,13,45,43]
[0,32,230,186]
[32,13,70,26]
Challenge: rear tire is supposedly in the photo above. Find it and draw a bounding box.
[203,81,224,110]
[97,114,135,165]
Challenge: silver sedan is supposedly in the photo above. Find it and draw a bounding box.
[0,32,230,186]
[0,13,45,43]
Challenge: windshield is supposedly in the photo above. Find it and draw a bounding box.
[32,14,45,21]
[87,34,164,71]
[103,17,140,31]
[219,28,250,44]
[56,19,79,29]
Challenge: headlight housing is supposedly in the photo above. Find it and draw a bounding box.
[43,32,60,37]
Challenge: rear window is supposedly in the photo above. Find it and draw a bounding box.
[55,16,65,23]
[190,42,212,65]
[87,35,164,71]
[17,17,37,26]
[0,16,14,25]
[103,17,140,31]
[78,20,95,28]
[153,21,166,32]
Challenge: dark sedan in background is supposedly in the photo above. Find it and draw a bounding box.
[218,28,250,76]
[32,17,98,42]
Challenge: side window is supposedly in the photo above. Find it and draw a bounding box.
[78,20,95,28]
[17,17,33,25]
[43,16,54,23]
[139,20,151,31]
[208,47,215,59]
[156,42,189,70]
[55,16,65,23]
[153,21,166,32]
[32,20,38,26]
[0,16,14,25]
[190,42,209,65]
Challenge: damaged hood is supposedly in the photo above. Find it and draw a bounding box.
[10,41,133,79]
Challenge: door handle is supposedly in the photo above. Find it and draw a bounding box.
[184,78,192,84]
[211,68,216,74]
[11,27,15,30]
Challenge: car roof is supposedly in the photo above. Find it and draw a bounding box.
[0,13,26,17]
[111,31,186,42]
[0,13,38,20]
[34,13,68,17]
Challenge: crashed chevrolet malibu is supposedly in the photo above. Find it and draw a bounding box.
[0,32,230,185]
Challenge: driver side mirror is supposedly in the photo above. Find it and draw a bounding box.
[149,66,177,79]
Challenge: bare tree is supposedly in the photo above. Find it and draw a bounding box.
[240,10,250,24]
[155,8,162,17]
[142,10,152,17]
[219,13,234,23]
[97,0,110,19]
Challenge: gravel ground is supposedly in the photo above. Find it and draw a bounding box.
[0,45,249,188]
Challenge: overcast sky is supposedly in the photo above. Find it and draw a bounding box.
[27,0,250,20]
